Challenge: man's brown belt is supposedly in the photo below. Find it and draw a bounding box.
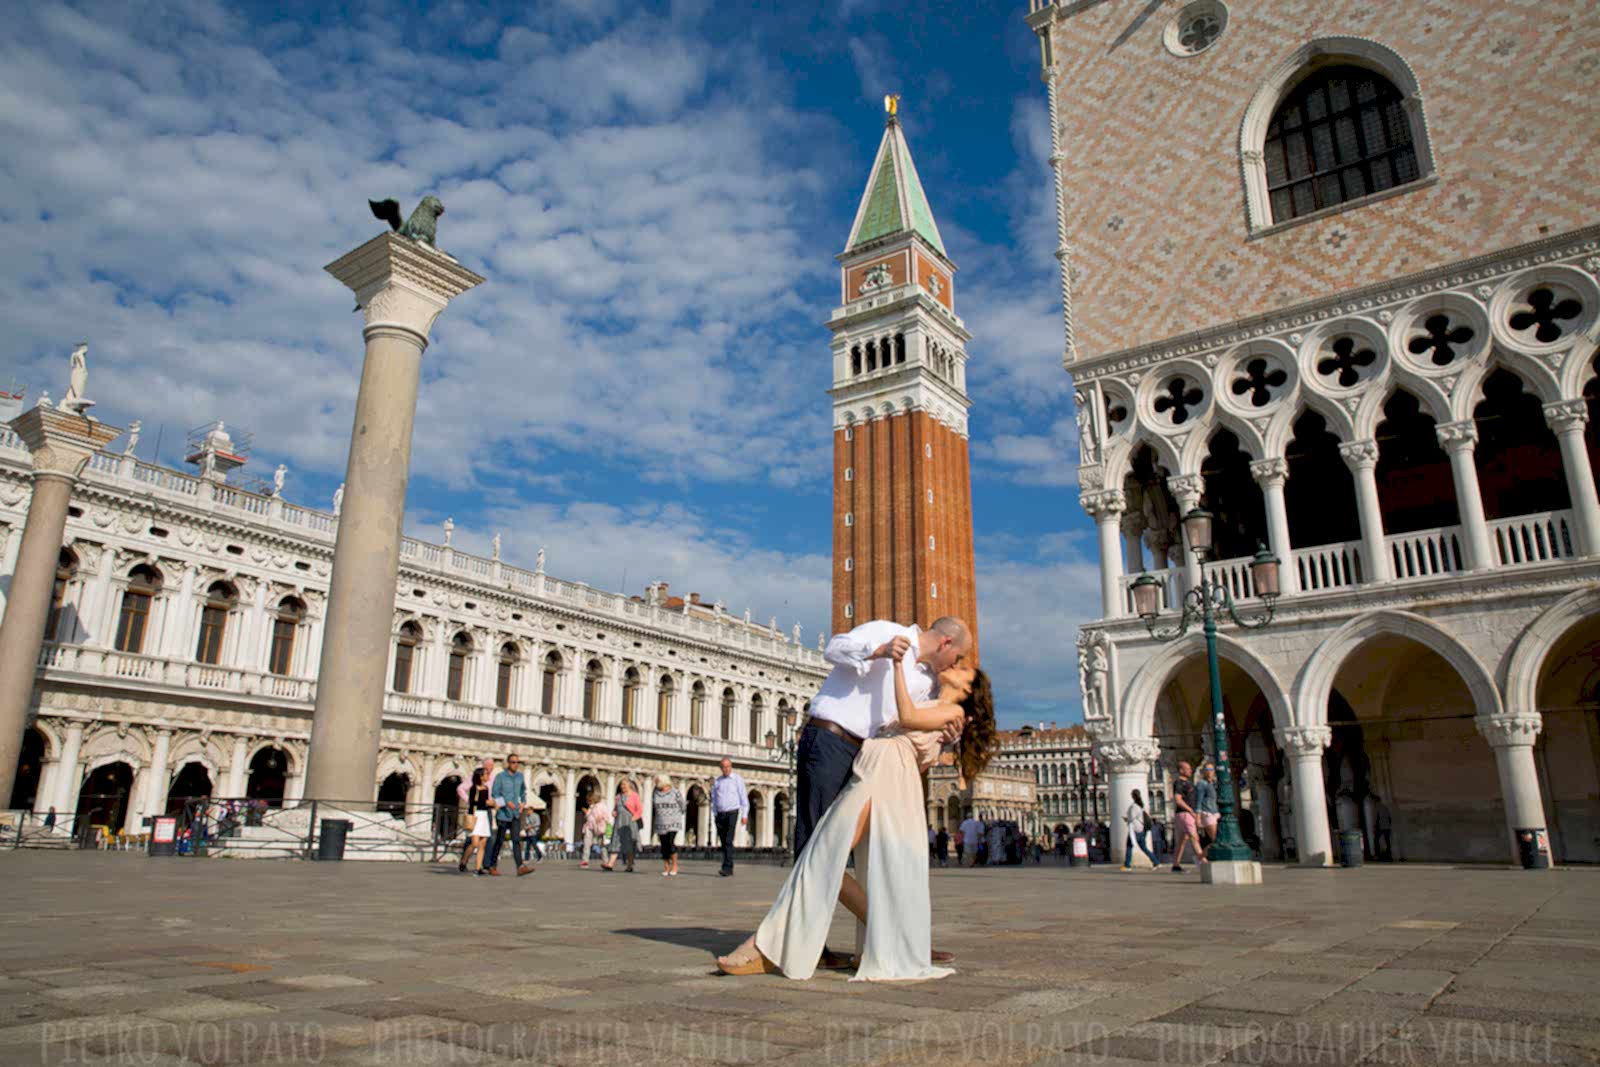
[809,719,863,748]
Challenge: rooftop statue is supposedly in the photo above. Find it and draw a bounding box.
[59,343,94,415]
[369,196,446,249]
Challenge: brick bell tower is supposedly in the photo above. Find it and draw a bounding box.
[828,98,978,659]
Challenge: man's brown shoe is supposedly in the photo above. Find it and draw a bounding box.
[485,868,501,876]
[931,949,956,964]
[516,865,534,877]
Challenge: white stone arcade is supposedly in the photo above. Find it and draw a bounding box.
[1071,240,1600,867]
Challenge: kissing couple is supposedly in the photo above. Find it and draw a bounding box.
[716,616,995,981]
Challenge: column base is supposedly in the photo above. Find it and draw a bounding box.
[1201,859,1263,886]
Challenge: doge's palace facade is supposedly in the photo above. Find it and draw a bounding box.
[1027,0,1600,866]
[0,416,825,849]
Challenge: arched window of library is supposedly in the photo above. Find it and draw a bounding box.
[691,681,707,736]
[720,688,736,741]
[541,651,562,714]
[115,565,163,654]
[392,622,422,694]
[622,667,642,727]
[496,642,519,709]
[748,693,764,746]
[657,674,675,732]
[194,582,237,666]
[268,597,306,676]
[446,632,473,702]
[45,547,78,643]
[582,660,604,721]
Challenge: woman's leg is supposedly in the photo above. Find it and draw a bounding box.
[720,798,875,970]
[1136,829,1159,865]
[1123,834,1134,868]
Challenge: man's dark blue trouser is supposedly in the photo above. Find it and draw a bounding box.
[794,722,859,858]
[715,810,739,873]
[487,819,522,869]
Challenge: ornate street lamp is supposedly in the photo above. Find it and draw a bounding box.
[766,705,801,865]
[1131,508,1280,871]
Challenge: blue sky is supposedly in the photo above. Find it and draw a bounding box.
[1,0,1099,726]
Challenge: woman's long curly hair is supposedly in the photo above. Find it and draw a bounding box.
[957,669,997,784]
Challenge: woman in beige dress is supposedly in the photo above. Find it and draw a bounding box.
[715,656,996,981]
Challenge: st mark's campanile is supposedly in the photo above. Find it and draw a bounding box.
[828,101,978,659]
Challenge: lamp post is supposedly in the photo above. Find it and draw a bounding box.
[765,704,800,865]
[1130,508,1280,884]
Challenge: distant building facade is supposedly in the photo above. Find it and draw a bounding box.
[0,420,826,848]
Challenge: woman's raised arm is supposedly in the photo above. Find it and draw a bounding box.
[893,657,963,732]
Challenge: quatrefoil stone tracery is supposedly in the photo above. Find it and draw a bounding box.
[1508,287,1583,344]
[1317,335,1378,388]
[1231,357,1288,407]
[1407,313,1475,367]
[1153,376,1204,425]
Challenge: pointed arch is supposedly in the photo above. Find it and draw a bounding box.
[1293,609,1502,729]
[1451,350,1564,422]
[1121,632,1292,740]
[1356,379,1449,440]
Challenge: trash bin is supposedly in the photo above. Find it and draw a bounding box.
[1069,835,1089,867]
[1338,829,1364,868]
[148,816,178,857]
[316,819,353,861]
[1515,828,1550,870]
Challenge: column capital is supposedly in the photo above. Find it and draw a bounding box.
[1079,488,1125,519]
[1434,420,1479,452]
[1276,725,1332,755]
[1543,399,1589,433]
[1249,457,1289,487]
[325,232,484,346]
[7,406,122,481]
[1337,439,1380,471]
[1477,714,1542,747]
[1094,737,1159,770]
[1166,473,1204,507]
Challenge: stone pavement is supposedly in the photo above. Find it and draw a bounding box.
[0,851,1595,1066]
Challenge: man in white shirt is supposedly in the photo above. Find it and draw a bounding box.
[958,813,984,868]
[798,615,970,967]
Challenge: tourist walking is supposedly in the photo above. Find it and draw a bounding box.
[935,827,949,867]
[958,811,984,868]
[580,788,612,869]
[1196,764,1220,847]
[457,756,494,870]
[1122,788,1159,870]
[603,779,642,872]
[711,758,748,877]
[462,767,491,875]
[652,775,685,877]
[1171,760,1207,872]
[521,803,544,861]
[487,755,534,877]
[43,807,56,831]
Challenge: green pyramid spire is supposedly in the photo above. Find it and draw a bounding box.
[845,117,947,257]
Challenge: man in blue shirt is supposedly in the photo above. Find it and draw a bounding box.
[711,758,748,877]
[487,754,534,877]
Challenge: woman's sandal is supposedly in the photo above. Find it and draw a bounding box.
[716,947,778,976]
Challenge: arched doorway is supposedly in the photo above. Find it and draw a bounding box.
[1531,609,1600,863]
[9,726,45,811]
[1320,632,1500,862]
[1474,368,1571,523]
[1150,646,1283,860]
[1285,410,1362,552]
[78,762,135,831]
[434,776,462,840]
[245,748,288,808]
[1199,429,1268,563]
[685,784,707,847]
[773,792,790,849]
[377,773,410,819]
[537,782,560,832]
[574,774,601,844]
[166,762,213,816]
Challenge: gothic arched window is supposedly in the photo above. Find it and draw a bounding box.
[1263,64,1419,223]
[393,622,421,693]
[195,581,237,665]
[268,596,305,676]
[447,632,473,701]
